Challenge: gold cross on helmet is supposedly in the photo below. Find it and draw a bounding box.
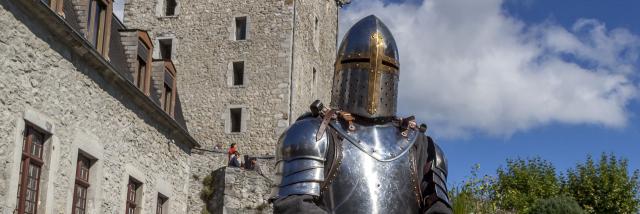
[331,15,400,119]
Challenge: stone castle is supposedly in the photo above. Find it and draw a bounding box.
[0,0,347,213]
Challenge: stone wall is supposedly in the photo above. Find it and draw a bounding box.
[290,0,339,123]
[122,0,339,155]
[0,2,193,213]
[204,166,275,214]
[186,151,227,214]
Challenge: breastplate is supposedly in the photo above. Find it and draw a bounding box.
[322,121,421,214]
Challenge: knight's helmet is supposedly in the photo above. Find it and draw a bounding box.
[331,15,399,119]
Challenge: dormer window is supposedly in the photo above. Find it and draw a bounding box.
[86,0,113,56]
[161,61,177,117]
[135,32,154,95]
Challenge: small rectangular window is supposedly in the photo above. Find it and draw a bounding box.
[235,17,247,40]
[159,39,172,60]
[126,178,142,214]
[156,194,168,214]
[72,154,92,214]
[164,0,177,16]
[230,108,242,133]
[312,68,317,98]
[232,61,244,86]
[16,126,47,214]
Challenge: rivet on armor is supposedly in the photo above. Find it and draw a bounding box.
[409,121,416,129]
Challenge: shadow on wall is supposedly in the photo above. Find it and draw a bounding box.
[200,166,275,214]
[1,0,193,154]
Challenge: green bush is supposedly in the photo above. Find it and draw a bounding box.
[493,157,561,213]
[528,196,585,214]
[450,164,497,214]
[563,153,640,214]
[450,154,640,214]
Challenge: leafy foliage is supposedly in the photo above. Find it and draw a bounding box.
[563,153,640,214]
[493,157,561,213]
[450,164,497,214]
[528,196,585,214]
[199,173,215,214]
[450,154,640,214]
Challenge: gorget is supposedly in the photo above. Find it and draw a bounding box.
[321,120,421,214]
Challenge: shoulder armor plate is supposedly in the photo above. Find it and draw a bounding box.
[271,116,329,200]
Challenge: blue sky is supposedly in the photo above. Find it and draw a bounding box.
[340,0,640,186]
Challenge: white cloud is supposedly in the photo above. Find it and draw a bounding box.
[339,0,639,137]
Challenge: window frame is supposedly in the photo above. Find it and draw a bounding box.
[72,154,92,214]
[135,32,154,95]
[125,178,142,214]
[229,108,242,133]
[163,0,177,16]
[156,193,168,214]
[234,16,247,41]
[161,61,177,117]
[158,39,172,60]
[85,0,113,56]
[16,125,47,214]
[232,61,245,86]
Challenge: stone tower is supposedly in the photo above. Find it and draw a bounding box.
[122,0,348,155]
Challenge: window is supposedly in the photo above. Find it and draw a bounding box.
[230,108,242,133]
[156,194,168,214]
[136,57,147,89]
[235,16,247,40]
[312,68,317,98]
[161,63,176,117]
[159,39,172,60]
[232,61,244,86]
[135,38,151,93]
[313,16,319,50]
[164,0,177,16]
[16,126,47,214]
[86,0,111,54]
[126,178,142,214]
[72,154,92,214]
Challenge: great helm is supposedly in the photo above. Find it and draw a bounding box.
[331,15,400,119]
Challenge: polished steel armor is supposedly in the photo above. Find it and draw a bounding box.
[272,117,328,197]
[271,15,451,214]
[321,120,421,213]
[331,15,400,118]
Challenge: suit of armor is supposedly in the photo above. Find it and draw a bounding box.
[271,15,452,214]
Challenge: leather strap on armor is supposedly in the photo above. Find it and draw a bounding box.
[316,109,336,141]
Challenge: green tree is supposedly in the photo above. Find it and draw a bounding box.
[563,153,640,214]
[450,164,497,214]
[493,157,561,213]
[528,196,585,214]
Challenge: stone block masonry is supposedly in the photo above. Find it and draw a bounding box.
[0,1,196,213]
[123,0,341,155]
